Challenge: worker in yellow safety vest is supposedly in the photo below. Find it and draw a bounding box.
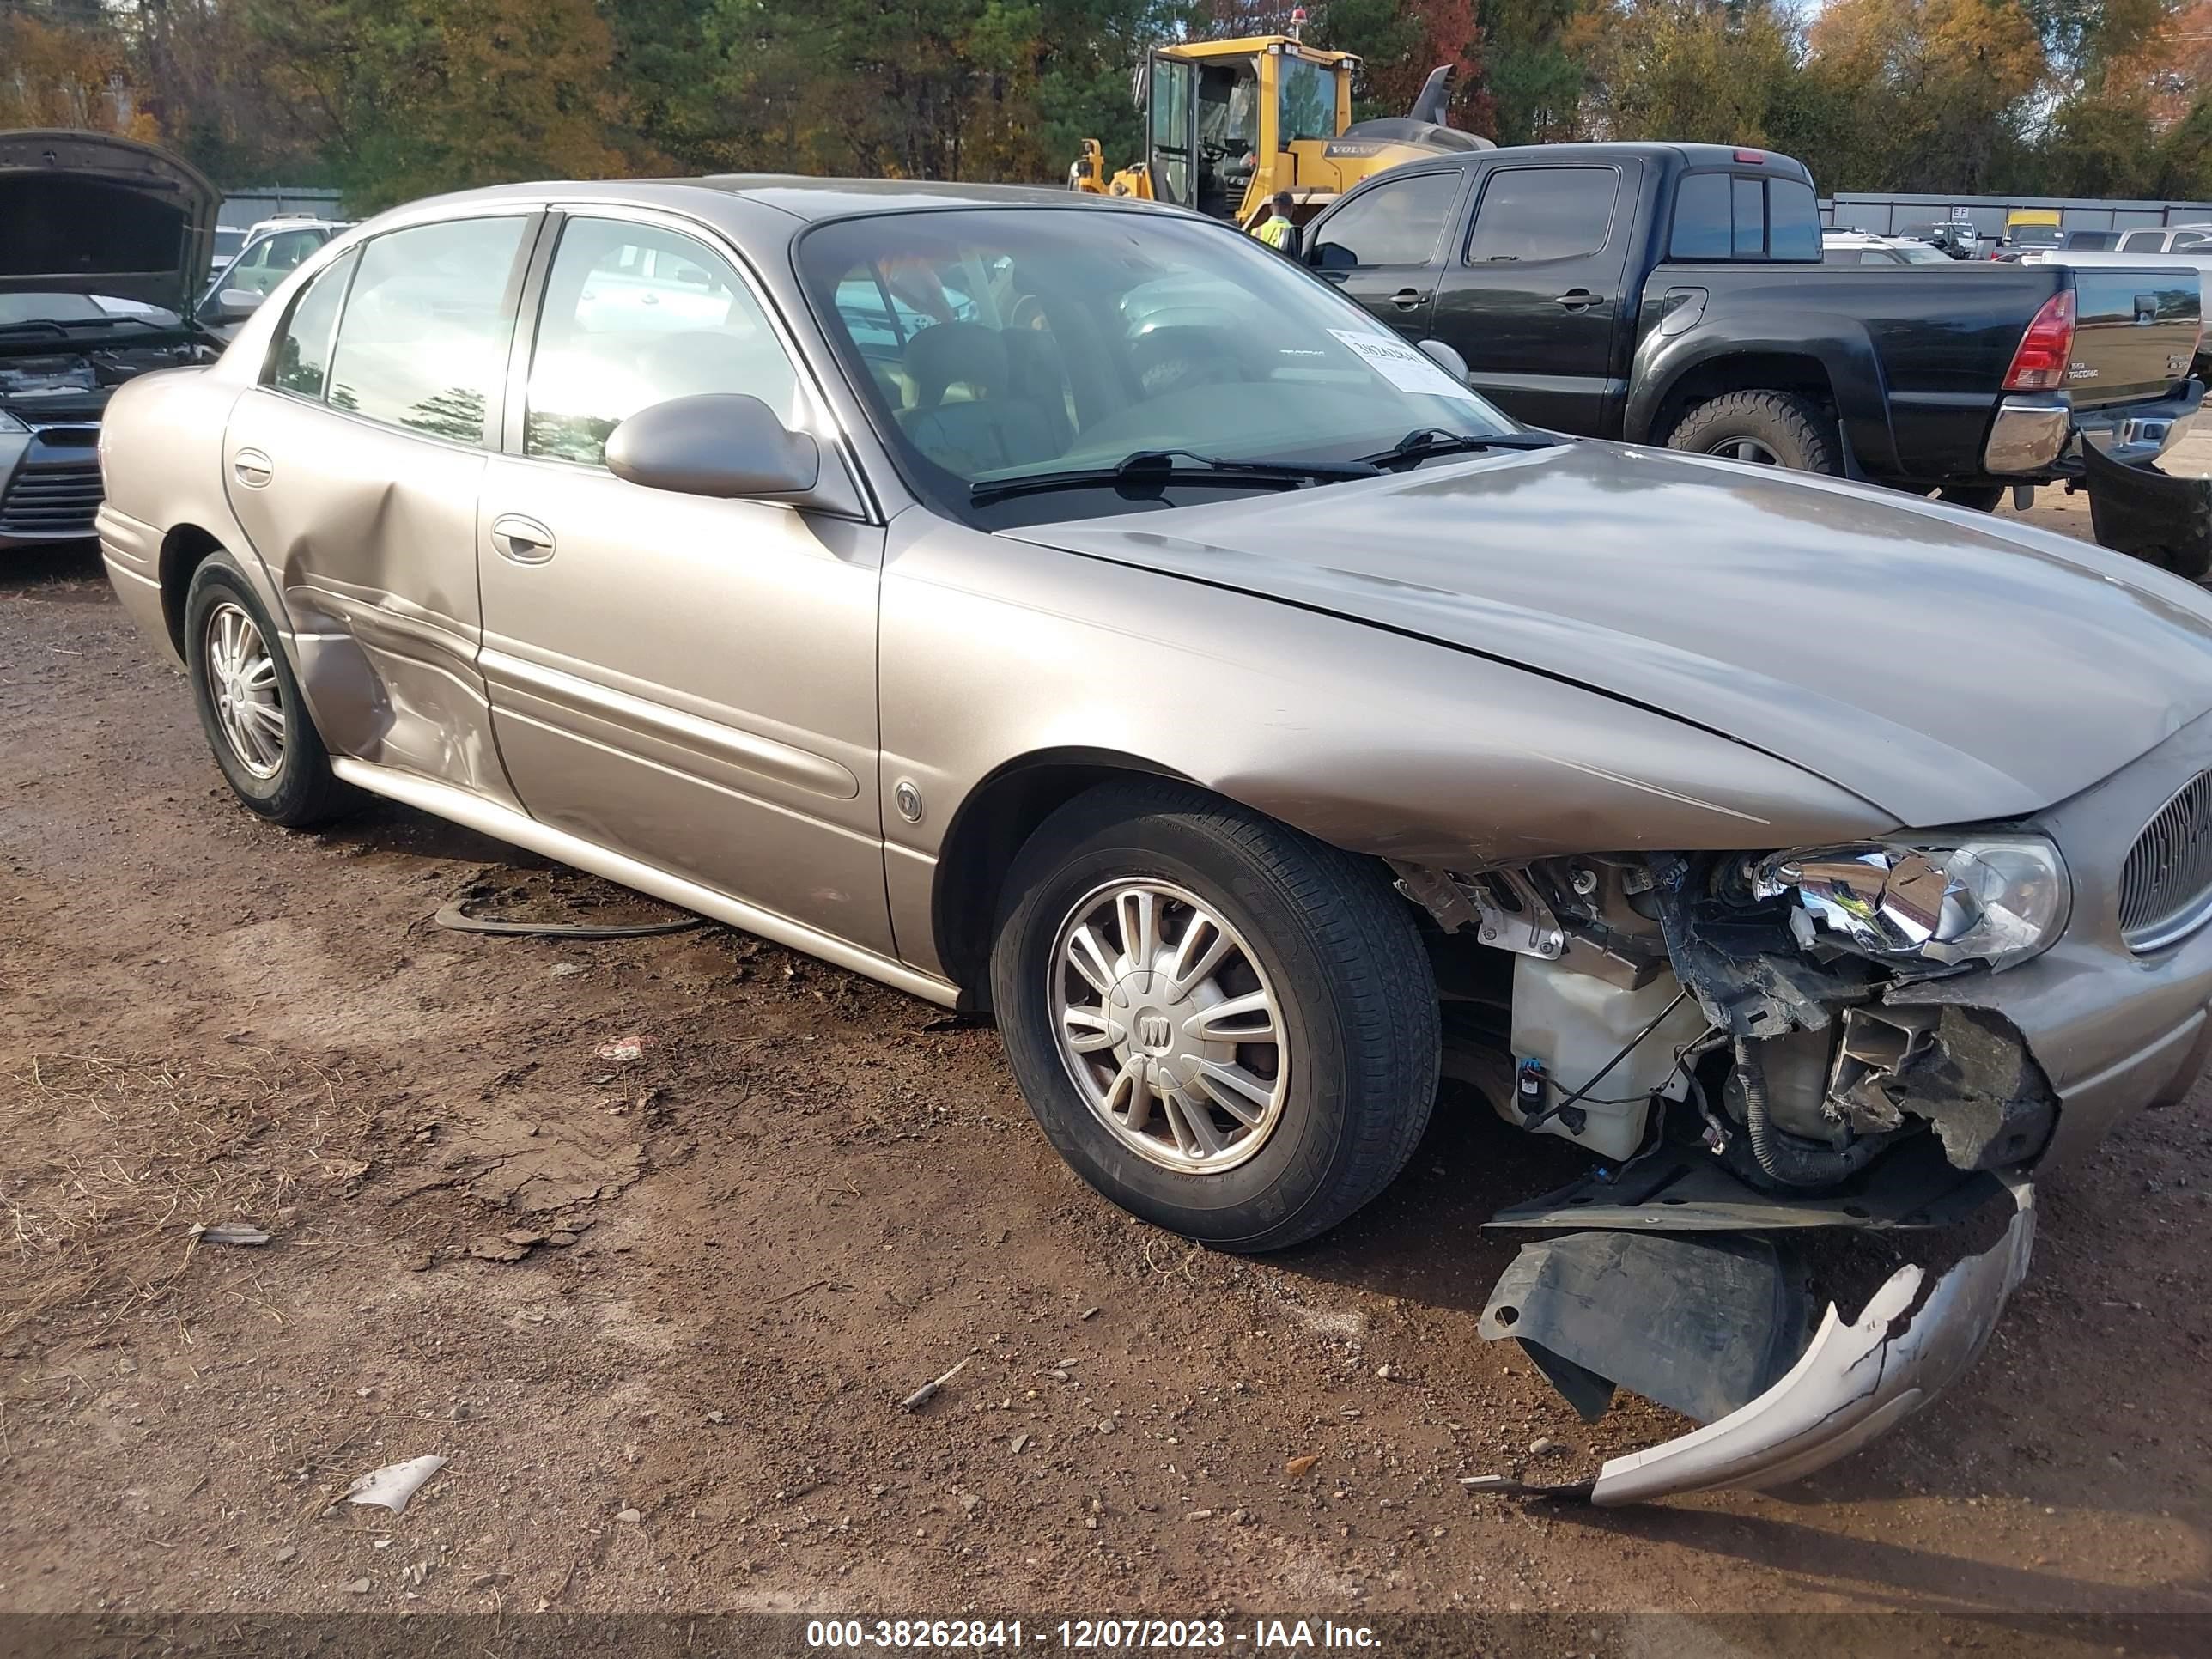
[1254,192,1301,258]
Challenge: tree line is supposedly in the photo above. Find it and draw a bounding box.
[2,0,2206,211]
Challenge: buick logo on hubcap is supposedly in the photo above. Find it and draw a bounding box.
[1136,1013,1173,1053]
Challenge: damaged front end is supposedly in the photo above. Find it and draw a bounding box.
[1397,840,2069,1504]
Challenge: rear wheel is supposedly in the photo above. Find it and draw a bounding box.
[1665,390,1843,475]
[183,552,358,828]
[989,780,1439,1252]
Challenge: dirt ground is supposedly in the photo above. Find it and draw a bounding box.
[2,470,2209,1647]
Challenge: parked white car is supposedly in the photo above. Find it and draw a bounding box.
[1820,230,1954,266]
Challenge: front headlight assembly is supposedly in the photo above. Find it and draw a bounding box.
[1752,835,2069,975]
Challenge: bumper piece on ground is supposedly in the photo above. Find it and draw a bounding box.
[1464,1180,2035,1506]
[2077,405,2212,580]
[1479,1231,1812,1425]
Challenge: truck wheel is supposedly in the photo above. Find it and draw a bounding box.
[1665,391,1842,475]
[989,779,1439,1253]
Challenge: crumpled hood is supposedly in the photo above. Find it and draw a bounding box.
[1006,441,2212,828]
[0,130,220,312]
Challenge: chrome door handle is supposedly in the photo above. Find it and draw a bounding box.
[1553,289,1598,310]
[232,450,273,488]
[1390,287,1427,311]
[489,514,556,563]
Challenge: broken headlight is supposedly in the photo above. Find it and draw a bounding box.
[1752,836,2069,974]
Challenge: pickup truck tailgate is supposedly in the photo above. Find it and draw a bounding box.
[2069,270,2201,408]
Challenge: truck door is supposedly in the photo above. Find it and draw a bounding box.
[1306,169,1468,337]
[1430,161,1641,434]
[1147,54,1198,208]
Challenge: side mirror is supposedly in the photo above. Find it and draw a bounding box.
[215,288,265,323]
[1416,338,1470,383]
[605,392,820,500]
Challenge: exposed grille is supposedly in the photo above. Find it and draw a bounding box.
[2120,770,2212,951]
[0,464,103,538]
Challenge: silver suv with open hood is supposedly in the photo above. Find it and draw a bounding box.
[0,130,222,548]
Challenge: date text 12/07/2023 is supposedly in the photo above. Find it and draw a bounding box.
[803,1620,1384,1649]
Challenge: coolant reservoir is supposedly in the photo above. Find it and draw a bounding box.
[1504,953,1708,1159]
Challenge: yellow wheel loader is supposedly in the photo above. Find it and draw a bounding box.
[1069,33,1492,232]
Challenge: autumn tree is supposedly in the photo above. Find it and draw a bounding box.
[0,8,161,138]
[1583,0,1799,149]
[1804,0,2048,192]
[243,0,635,210]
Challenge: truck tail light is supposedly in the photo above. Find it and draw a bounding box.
[1733,149,1765,163]
[2002,290,2076,392]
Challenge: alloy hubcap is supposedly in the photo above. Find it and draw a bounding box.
[1711,435,1782,465]
[204,601,285,779]
[1050,879,1289,1173]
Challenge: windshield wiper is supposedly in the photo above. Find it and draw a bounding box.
[970,447,1380,505]
[1358,427,1568,471]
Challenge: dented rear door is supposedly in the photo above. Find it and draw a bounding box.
[222,213,537,806]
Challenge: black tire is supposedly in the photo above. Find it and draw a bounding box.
[1936,484,2007,513]
[1664,390,1843,474]
[990,779,1439,1253]
[183,551,358,828]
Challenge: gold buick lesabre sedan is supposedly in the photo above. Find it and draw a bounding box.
[95,177,2212,1502]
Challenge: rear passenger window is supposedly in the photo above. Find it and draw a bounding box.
[267,249,356,400]
[1732,179,1763,256]
[524,217,801,469]
[1310,173,1461,269]
[1669,173,1731,259]
[1670,173,1817,261]
[325,216,529,444]
[1465,167,1618,264]
[2177,231,2210,251]
[1767,179,1820,259]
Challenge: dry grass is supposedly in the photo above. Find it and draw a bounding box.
[0,1048,372,1343]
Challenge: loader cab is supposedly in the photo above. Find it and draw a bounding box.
[1139,39,1354,226]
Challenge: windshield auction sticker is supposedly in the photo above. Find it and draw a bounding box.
[1328,327,1480,402]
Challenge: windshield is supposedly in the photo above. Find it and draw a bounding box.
[1279,58,1338,143]
[798,208,1518,524]
[2010,224,2062,246]
[1894,240,1952,264]
[0,292,111,325]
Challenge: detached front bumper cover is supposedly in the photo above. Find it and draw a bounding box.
[1465,1180,2035,1506]
[2076,396,2212,580]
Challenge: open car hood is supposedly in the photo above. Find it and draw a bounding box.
[1006,441,2212,829]
[0,130,221,312]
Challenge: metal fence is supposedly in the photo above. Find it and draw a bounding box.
[1820,191,2212,238]
[217,187,345,228]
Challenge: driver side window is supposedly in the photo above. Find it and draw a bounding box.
[524,218,801,469]
[1310,173,1461,270]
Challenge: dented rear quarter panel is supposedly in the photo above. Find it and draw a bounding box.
[95,366,269,659]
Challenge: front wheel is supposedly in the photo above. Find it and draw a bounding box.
[990,780,1439,1252]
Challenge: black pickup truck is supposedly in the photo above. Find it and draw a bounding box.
[1301,142,2209,572]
